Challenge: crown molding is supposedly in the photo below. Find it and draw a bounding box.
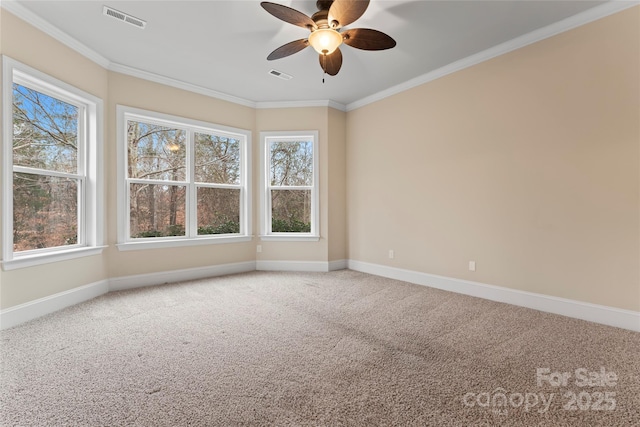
[1,0,341,112]
[0,0,252,110]
[3,0,636,112]
[110,64,348,110]
[0,0,343,111]
[346,0,640,111]
[255,99,347,111]
[108,62,257,109]
[0,0,111,68]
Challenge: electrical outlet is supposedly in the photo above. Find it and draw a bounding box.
[469,261,476,272]
[256,245,262,253]
[388,249,394,259]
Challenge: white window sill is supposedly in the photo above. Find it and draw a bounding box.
[117,235,253,251]
[260,235,320,242]
[2,246,107,271]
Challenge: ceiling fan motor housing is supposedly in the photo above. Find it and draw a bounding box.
[315,1,339,28]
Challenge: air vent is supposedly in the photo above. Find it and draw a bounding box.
[268,69,293,80]
[103,6,146,29]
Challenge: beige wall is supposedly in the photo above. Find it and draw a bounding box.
[328,107,347,262]
[1,6,638,315]
[347,7,640,311]
[0,11,110,308]
[0,10,344,308]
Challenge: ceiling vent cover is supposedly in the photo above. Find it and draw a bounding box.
[269,69,293,80]
[103,6,146,29]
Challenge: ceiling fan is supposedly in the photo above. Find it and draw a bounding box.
[261,0,396,79]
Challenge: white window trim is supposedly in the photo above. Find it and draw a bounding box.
[1,56,105,271]
[259,130,319,241]
[116,105,252,251]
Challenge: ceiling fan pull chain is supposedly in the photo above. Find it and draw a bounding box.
[322,54,326,83]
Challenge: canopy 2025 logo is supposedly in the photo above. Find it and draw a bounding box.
[462,367,618,416]
[537,367,617,411]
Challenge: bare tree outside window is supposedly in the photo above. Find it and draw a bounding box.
[195,133,241,235]
[269,140,313,233]
[125,119,245,239]
[127,121,186,238]
[12,84,80,251]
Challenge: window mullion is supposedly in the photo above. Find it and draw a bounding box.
[77,176,85,246]
[270,185,312,191]
[77,107,86,246]
[13,166,82,180]
[126,177,188,186]
[187,130,197,237]
[265,143,271,235]
[77,106,86,175]
[267,187,273,234]
[194,182,241,190]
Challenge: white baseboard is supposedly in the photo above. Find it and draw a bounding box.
[348,260,640,332]
[329,259,348,271]
[254,259,347,272]
[0,261,256,330]
[256,260,331,272]
[4,259,637,332]
[0,280,109,330]
[108,261,256,291]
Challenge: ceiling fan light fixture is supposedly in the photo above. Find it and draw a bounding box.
[262,0,395,77]
[308,28,343,55]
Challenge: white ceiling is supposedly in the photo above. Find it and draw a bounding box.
[8,0,615,107]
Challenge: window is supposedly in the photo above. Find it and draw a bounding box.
[117,106,251,250]
[2,57,104,270]
[260,131,319,240]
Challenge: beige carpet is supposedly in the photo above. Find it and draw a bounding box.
[1,270,638,426]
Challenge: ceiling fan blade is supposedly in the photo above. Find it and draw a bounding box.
[319,48,343,76]
[261,2,317,30]
[267,39,309,60]
[342,28,396,50]
[328,0,370,28]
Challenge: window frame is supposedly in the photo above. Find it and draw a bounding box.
[116,105,252,251]
[1,56,105,270]
[260,131,319,241]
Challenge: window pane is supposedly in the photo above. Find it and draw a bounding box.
[271,189,311,232]
[130,183,185,238]
[195,133,240,184]
[13,172,78,251]
[270,140,313,186]
[127,121,186,181]
[197,187,240,235]
[13,84,78,173]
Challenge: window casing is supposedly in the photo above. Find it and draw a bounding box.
[260,131,319,241]
[117,106,251,250]
[1,57,104,270]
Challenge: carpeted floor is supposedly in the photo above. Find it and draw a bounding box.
[1,270,638,426]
